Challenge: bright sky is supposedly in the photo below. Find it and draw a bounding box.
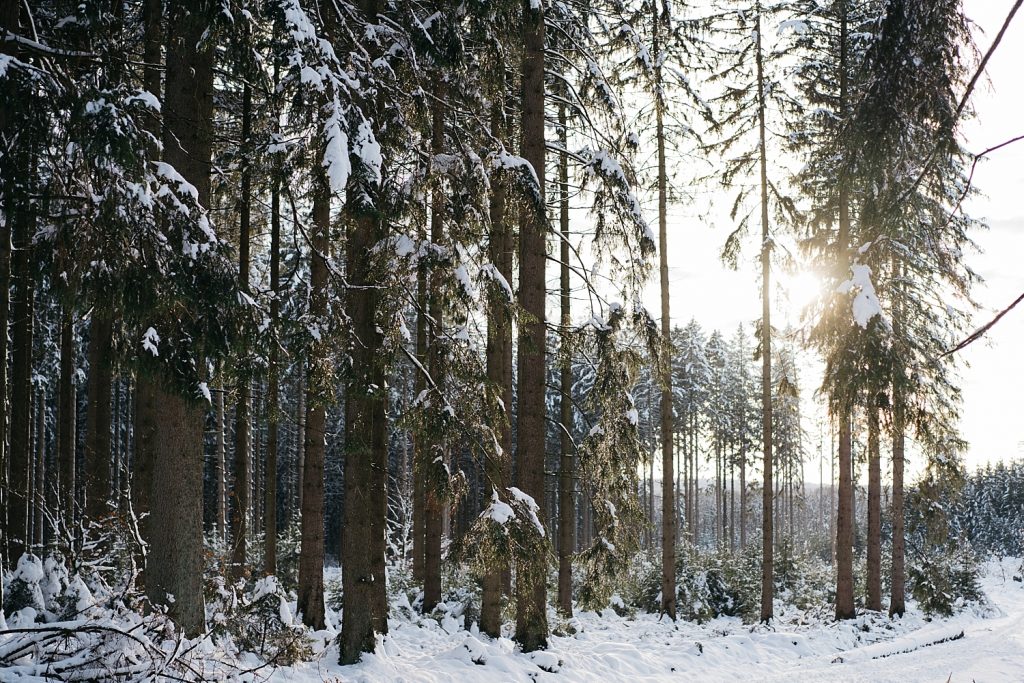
[650,0,1024,476]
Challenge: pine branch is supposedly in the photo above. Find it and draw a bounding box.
[894,0,1024,210]
[942,290,1024,357]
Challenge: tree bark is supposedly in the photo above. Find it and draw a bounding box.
[835,415,855,619]
[58,311,76,533]
[557,98,574,618]
[84,313,114,521]
[740,445,747,548]
[296,179,329,631]
[755,12,774,624]
[140,0,214,636]
[514,0,549,652]
[34,386,46,548]
[230,80,253,580]
[0,0,16,581]
[216,378,227,542]
[339,172,391,660]
[131,0,161,587]
[890,400,906,616]
[295,371,305,515]
[833,1,855,621]
[412,225,427,584]
[652,2,676,619]
[866,404,881,611]
[340,3,390,661]
[481,89,513,638]
[422,84,446,615]
[7,171,34,565]
[264,161,281,576]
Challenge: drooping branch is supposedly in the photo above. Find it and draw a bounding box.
[942,289,1024,357]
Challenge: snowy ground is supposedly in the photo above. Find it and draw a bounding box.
[270,559,1024,682]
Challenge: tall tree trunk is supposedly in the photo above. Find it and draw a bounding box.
[295,371,305,515]
[835,415,855,619]
[7,171,34,565]
[653,2,676,618]
[481,90,513,637]
[296,179,328,631]
[890,399,906,616]
[264,161,282,576]
[740,446,746,547]
[141,0,214,635]
[890,258,906,617]
[216,378,227,542]
[833,1,855,620]
[35,386,47,548]
[866,404,881,610]
[557,98,574,618]
[112,380,122,509]
[730,457,735,550]
[755,12,774,624]
[230,80,253,579]
[514,0,549,652]
[132,0,161,586]
[85,313,114,521]
[340,3,390,664]
[339,177,391,659]
[58,311,76,533]
[422,85,446,615]
[412,225,427,584]
[0,0,16,580]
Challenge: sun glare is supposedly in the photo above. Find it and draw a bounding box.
[782,269,825,316]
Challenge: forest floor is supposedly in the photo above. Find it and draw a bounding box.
[271,558,1024,682]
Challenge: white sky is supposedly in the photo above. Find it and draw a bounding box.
[641,0,1024,477]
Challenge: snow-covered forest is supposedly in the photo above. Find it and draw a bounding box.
[1,0,1023,680]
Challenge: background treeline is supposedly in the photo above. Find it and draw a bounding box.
[0,0,1011,675]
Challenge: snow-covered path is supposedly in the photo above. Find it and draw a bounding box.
[761,564,1024,682]
[273,560,1024,682]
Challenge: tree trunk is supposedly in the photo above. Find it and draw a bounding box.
[216,377,227,542]
[730,457,735,550]
[264,161,281,576]
[230,80,253,579]
[85,313,114,521]
[890,400,906,617]
[755,12,774,624]
[0,289,5,561]
[296,178,329,631]
[112,380,122,510]
[480,90,512,638]
[866,404,881,611]
[557,98,575,618]
[0,0,16,580]
[412,226,427,584]
[339,182,391,660]
[340,3,391,662]
[34,386,46,548]
[422,84,446,615]
[58,311,76,533]
[7,176,34,565]
[140,0,214,636]
[131,0,161,582]
[295,371,305,515]
[514,0,549,652]
[740,446,747,547]
[653,4,676,618]
[835,415,855,619]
